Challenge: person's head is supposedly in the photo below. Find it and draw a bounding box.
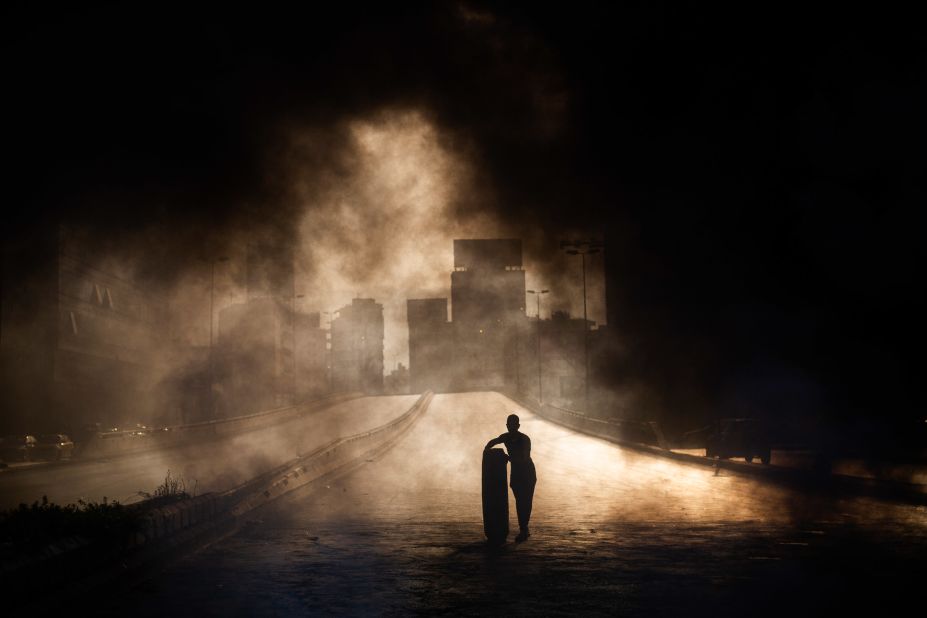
[506,414,520,432]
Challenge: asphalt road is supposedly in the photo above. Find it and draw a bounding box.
[0,395,419,509]
[103,391,927,616]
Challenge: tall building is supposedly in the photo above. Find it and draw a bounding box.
[330,298,384,394]
[213,237,305,416]
[407,298,453,393]
[1,225,169,433]
[538,310,591,408]
[406,239,526,393]
[294,311,329,401]
[450,239,526,390]
[216,297,295,416]
[384,362,410,395]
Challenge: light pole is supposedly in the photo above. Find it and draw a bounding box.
[526,289,549,404]
[323,309,336,393]
[291,293,305,405]
[560,240,603,411]
[207,256,230,419]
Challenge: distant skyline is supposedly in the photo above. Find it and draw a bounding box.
[6,2,923,421]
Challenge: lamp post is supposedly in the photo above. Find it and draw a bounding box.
[526,289,549,404]
[560,239,603,411]
[323,309,336,393]
[206,256,230,419]
[291,293,305,405]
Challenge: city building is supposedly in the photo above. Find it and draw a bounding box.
[384,362,410,395]
[407,298,453,393]
[330,298,384,394]
[1,226,169,433]
[538,310,591,407]
[450,239,526,390]
[216,297,295,417]
[406,239,526,393]
[294,311,329,401]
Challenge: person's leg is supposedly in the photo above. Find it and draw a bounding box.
[512,482,535,539]
[520,482,534,529]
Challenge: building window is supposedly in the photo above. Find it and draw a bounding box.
[90,284,115,309]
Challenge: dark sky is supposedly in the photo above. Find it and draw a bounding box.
[5,2,925,428]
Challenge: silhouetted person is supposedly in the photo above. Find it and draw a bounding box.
[484,413,537,542]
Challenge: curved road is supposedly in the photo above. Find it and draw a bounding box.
[104,392,927,616]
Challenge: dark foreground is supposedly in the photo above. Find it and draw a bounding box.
[99,392,927,616]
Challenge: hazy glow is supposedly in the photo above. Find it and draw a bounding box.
[278,392,927,530]
[292,110,502,369]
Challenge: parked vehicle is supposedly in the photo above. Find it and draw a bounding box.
[32,434,75,461]
[706,418,772,464]
[0,435,38,462]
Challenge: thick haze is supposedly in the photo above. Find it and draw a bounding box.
[4,2,924,425]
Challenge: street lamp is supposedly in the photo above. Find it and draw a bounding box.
[291,293,305,405]
[323,309,337,393]
[526,289,549,405]
[205,256,229,419]
[560,239,603,411]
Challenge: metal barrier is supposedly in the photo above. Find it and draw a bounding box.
[504,390,664,447]
[226,391,434,517]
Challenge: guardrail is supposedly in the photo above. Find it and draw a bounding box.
[502,390,927,505]
[7,392,434,612]
[226,391,434,517]
[77,392,362,460]
[504,391,665,448]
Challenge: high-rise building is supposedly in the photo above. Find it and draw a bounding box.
[450,239,526,390]
[407,298,452,393]
[294,311,329,400]
[213,236,305,416]
[1,225,169,433]
[406,239,527,393]
[330,298,384,394]
[217,297,295,416]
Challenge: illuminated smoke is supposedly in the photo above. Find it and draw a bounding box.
[284,109,504,369]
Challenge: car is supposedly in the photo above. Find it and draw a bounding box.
[0,435,38,462]
[32,434,75,461]
[706,418,772,464]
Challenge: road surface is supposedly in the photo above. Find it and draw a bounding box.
[0,395,419,509]
[103,392,927,616]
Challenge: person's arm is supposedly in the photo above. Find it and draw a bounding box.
[484,434,506,450]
